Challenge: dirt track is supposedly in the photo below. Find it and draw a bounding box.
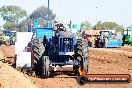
[0,45,132,88]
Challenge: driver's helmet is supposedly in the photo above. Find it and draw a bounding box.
[53,18,65,31]
[54,18,62,24]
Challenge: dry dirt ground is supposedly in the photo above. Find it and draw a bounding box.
[0,45,37,88]
[0,45,132,88]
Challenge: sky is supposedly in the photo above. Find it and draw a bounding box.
[0,0,132,27]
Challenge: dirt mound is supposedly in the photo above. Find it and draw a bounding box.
[0,46,37,88]
[0,61,37,88]
[0,45,15,58]
[0,50,4,59]
[0,45,15,64]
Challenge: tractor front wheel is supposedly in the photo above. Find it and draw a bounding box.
[73,38,89,75]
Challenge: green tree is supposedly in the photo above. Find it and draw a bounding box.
[18,18,48,32]
[37,18,47,27]
[18,19,33,32]
[80,20,92,30]
[0,5,27,31]
[29,6,56,21]
[3,22,19,31]
[94,22,124,31]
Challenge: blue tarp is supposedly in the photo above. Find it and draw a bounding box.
[106,39,121,47]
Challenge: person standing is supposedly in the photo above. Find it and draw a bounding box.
[105,37,108,48]
[89,35,94,47]
[91,36,95,47]
[98,37,101,48]
[95,36,98,48]
[88,36,90,47]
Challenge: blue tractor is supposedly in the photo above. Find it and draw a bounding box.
[31,20,89,77]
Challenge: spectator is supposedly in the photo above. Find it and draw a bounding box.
[91,36,95,47]
[105,37,108,48]
[88,36,90,47]
[89,36,94,47]
[97,37,101,48]
[100,36,104,48]
[95,36,98,48]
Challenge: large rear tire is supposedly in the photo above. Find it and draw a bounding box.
[33,38,45,76]
[74,38,89,75]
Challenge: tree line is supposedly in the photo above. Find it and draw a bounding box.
[80,20,124,31]
[0,5,56,31]
[0,5,126,32]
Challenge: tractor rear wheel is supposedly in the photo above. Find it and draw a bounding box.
[33,38,45,76]
[74,38,89,75]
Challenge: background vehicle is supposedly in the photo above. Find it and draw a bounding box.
[122,26,132,46]
[0,31,16,45]
[99,29,123,48]
[0,36,10,45]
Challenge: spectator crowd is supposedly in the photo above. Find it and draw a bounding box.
[85,35,108,48]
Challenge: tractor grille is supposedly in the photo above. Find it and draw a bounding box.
[59,38,74,52]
